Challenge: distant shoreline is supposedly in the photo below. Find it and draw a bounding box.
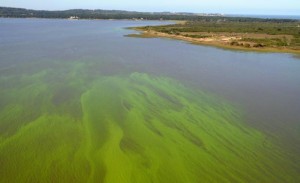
[2,6,300,22]
[226,14,300,20]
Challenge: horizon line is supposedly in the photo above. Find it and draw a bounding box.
[1,6,300,16]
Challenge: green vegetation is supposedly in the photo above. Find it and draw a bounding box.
[0,59,299,182]
[0,6,221,20]
[166,21,300,35]
[137,21,300,51]
[1,6,299,22]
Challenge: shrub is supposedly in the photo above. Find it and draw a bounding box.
[244,43,251,48]
[230,41,239,46]
[253,43,264,47]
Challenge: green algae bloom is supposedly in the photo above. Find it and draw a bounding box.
[0,61,298,182]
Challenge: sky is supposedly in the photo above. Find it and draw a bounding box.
[1,0,300,15]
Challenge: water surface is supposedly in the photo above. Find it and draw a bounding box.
[0,18,299,182]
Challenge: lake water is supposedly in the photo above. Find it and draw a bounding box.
[0,18,299,182]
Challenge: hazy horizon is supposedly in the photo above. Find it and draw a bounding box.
[1,0,300,15]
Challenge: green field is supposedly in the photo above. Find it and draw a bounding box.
[0,59,298,182]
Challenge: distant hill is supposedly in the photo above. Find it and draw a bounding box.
[0,7,223,20]
[0,7,297,22]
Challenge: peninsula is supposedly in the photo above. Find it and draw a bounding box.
[128,21,300,54]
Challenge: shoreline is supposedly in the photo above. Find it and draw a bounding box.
[128,27,300,55]
[2,17,299,54]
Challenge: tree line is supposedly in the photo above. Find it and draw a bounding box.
[0,7,298,23]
